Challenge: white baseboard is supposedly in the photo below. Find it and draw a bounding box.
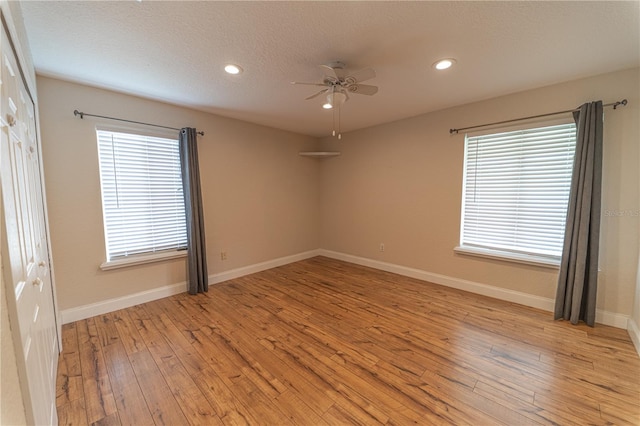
[61,248,631,333]
[317,249,629,330]
[60,249,321,324]
[628,318,640,357]
[318,249,555,310]
[209,249,321,284]
[61,282,186,324]
[596,309,630,330]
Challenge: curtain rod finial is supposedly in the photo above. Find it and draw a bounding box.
[613,99,628,110]
[74,110,84,119]
[450,128,459,134]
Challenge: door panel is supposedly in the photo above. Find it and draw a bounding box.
[0,17,58,426]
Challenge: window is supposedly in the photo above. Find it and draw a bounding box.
[97,128,187,267]
[457,122,576,267]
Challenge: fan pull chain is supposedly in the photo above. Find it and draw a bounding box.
[332,106,336,137]
[337,105,342,139]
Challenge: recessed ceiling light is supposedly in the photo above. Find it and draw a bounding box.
[433,58,456,70]
[322,103,333,109]
[224,64,242,75]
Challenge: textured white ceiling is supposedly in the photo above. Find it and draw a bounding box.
[20,1,640,137]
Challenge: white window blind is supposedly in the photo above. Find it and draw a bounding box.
[460,123,576,261]
[97,129,187,261]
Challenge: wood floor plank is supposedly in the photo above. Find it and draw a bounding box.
[229,377,294,425]
[102,342,154,426]
[56,360,83,409]
[58,256,640,425]
[273,390,330,425]
[126,306,222,425]
[56,323,83,408]
[321,402,379,426]
[190,368,259,426]
[94,313,121,348]
[57,397,88,426]
[249,344,335,417]
[532,391,604,424]
[134,306,258,425]
[91,412,121,426]
[76,318,118,425]
[166,311,289,424]
[472,380,550,424]
[599,400,640,425]
[60,323,82,375]
[111,309,147,355]
[127,349,190,425]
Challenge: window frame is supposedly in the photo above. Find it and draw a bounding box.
[95,125,187,270]
[455,119,577,269]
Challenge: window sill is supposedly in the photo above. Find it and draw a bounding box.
[454,245,560,269]
[100,250,187,271]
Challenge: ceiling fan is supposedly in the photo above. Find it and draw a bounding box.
[292,61,378,139]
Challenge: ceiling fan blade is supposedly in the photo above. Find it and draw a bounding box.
[348,84,378,96]
[345,68,376,84]
[305,88,329,100]
[291,81,328,86]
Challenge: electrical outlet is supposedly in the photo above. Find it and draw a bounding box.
[379,243,385,252]
[220,251,227,261]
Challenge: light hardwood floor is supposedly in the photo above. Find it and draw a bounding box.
[56,256,640,425]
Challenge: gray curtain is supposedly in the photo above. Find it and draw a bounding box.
[554,101,603,326]
[179,128,208,294]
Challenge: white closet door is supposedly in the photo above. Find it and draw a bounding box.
[1,20,59,426]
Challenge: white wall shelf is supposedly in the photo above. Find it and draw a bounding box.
[299,151,341,158]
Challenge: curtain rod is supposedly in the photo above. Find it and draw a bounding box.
[449,99,627,135]
[73,110,205,136]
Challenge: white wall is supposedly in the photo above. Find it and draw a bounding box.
[37,76,321,312]
[37,65,639,336]
[320,68,639,321]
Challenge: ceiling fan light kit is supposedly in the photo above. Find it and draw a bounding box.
[292,61,378,139]
[323,90,347,109]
